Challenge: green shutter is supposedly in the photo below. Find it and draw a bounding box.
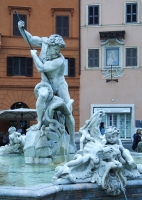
[126,48,137,66]
[68,58,75,77]
[7,57,13,76]
[26,58,33,77]
[88,49,99,67]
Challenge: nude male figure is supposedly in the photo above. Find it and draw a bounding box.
[18,21,75,147]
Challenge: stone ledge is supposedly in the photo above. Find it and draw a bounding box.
[0,178,142,199]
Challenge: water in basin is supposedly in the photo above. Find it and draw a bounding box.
[0,152,141,188]
[130,152,142,164]
[0,154,57,187]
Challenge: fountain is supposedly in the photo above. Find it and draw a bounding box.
[0,16,142,199]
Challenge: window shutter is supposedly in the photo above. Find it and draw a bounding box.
[88,6,99,25]
[13,14,27,36]
[88,49,93,67]
[13,14,19,36]
[94,6,99,24]
[26,58,33,76]
[63,16,69,37]
[126,3,137,23]
[56,16,69,37]
[132,48,137,66]
[88,49,99,67]
[126,48,137,66]
[7,57,13,76]
[126,4,131,23]
[68,58,75,77]
[126,48,131,66]
[94,49,99,67]
[56,16,62,35]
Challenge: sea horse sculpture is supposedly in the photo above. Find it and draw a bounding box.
[52,111,142,196]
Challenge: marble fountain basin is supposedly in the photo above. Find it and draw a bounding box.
[0,153,142,199]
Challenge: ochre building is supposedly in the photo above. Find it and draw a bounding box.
[0,0,80,133]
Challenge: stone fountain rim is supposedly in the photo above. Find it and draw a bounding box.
[0,178,142,199]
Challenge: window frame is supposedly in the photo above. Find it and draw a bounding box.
[91,104,135,140]
[87,4,101,26]
[8,6,31,36]
[124,2,139,24]
[51,8,74,38]
[56,16,69,38]
[7,57,33,77]
[13,14,27,36]
[86,48,100,69]
[13,57,26,75]
[124,47,139,68]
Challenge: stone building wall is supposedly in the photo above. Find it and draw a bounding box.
[0,0,80,132]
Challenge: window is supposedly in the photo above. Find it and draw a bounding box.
[126,3,137,23]
[51,8,73,38]
[7,57,33,76]
[88,5,99,25]
[11,102,29,109]
[92,104,134,140]
[8,6,31,36]
[64,58,75,77]
[107,113,131,139]
[88,49,99,68]
[126,48,137,66]
[56,16,69,37]
[13,14,27,36]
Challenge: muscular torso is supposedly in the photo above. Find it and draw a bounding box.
[40,39,66,89]
[33,36,70,102]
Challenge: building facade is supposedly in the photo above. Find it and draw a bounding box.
[0,0,80,133]
[80,0,142,139]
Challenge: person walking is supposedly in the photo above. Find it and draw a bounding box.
[100,122,105,136]
[132,129,141,151]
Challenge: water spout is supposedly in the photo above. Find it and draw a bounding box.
[117,173,128,200]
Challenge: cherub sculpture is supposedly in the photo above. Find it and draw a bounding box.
[52,111,142,196]
[8,126,25,153]
[0,127,25,155]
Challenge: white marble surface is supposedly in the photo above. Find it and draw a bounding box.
[18,21,76,163]
[53,111,142,196]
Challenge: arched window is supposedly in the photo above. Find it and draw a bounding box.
[11,102,29,110]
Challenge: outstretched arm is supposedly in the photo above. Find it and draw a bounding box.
[30,50,63,72]
[18,20,42,47]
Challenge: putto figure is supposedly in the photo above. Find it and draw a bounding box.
[52,111,142,196]
[0,127,25,155]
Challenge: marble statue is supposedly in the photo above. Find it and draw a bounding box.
[18,20,76,164]
[78,110,105,152]
[52,111,142,196]
[0,126,25,155]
